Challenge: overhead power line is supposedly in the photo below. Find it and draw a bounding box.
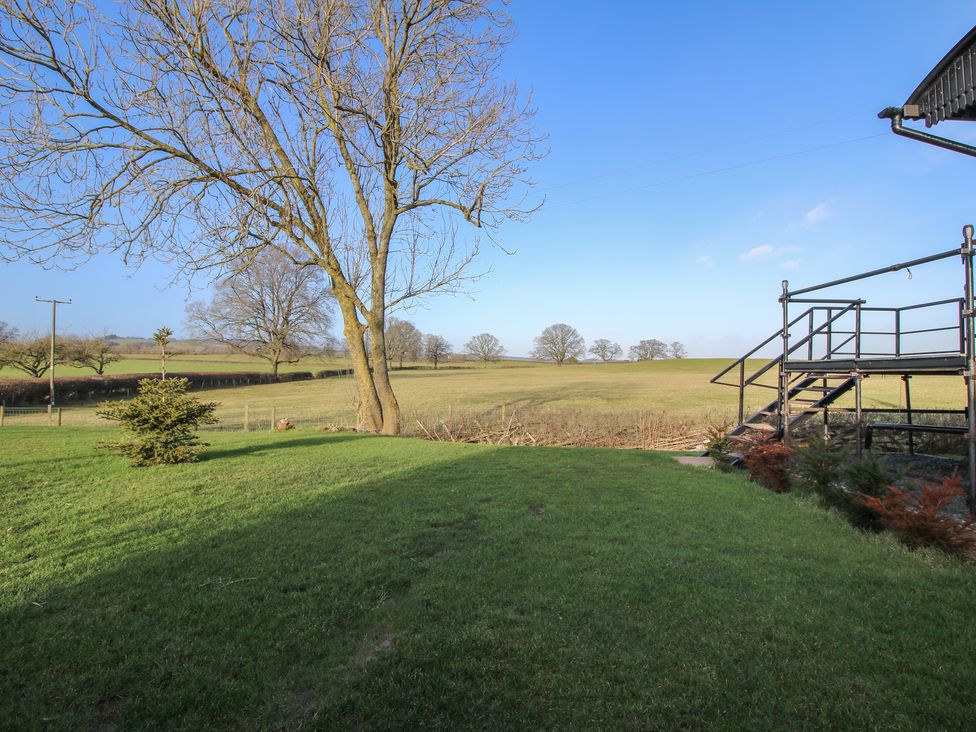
[542,132,888,212]
[539,108,881,193]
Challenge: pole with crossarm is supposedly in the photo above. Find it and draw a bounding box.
[35,296,71,408]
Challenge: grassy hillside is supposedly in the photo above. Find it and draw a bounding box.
[2,428,974,728]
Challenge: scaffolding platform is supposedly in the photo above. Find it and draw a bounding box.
[784,354,966,375]
[710,228,976,512]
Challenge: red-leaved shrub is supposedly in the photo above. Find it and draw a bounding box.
[857,473,976,560]
[738,437,793,493]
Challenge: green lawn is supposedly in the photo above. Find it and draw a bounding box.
[2,428,975,728]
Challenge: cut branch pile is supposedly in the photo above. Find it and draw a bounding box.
[408,407,713,451]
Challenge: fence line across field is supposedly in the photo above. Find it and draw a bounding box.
[0,405,62,426]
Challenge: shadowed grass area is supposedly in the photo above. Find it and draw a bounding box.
[1,428,975,728]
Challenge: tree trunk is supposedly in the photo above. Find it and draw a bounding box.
[270,359,279,379]
[335,292,384,432]
[368,314,401,436]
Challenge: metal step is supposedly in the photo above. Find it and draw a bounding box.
[722,373,858,443]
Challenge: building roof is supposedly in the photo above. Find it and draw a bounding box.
[904,26,976,127]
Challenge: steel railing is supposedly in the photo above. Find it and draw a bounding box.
[712,297,965,426]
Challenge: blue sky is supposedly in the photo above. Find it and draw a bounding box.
[3,1,976,357]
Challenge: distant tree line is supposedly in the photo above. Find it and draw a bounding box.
[382,318,457,369]
[0,316,687,376]
[529,324,686,365]
[384,322,510,368]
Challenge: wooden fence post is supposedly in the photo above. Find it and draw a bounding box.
[47,404,52,426]
[0,405,4,427]
[271,406,276,432]
[243,404,250,432]
[58,408,62,427]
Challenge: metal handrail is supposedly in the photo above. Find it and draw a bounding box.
[713,303,859,425]
[710,307,817,386]
[785,297,965,360]
[713,292,967,428]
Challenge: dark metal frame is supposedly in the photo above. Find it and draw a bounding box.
[712,227,976,512]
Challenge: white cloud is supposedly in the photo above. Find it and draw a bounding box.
[782,259,801,271]
[804,203,829,225]
[740,244,773,261]
[696,254,714,268]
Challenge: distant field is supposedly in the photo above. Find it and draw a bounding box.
[0,353,539,379]
[11,358,967,432]
[0,352,350,378]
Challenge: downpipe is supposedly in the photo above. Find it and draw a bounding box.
[879,107,976,158]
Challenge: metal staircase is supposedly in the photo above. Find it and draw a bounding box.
[728,373,857,438]
[712,290,966,441]
[711,301,864,439]
[707,231,976,513]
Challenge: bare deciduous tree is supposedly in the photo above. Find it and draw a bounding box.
[0,332,59,377]
[0,321,15,346]
[532,323,585,365]
[424,334,452,369]
[589,338,623,362]
[465,333,504,366]
[0,0,542,434]
[65,333,121,375]
[385,318,423,369]
[629,339,668,361]
[186,249,334,377]
[0,321,16,368]
[669,341,688,359]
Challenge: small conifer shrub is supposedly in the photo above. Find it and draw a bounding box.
[738,436,793,493]
[841,454,892,530]
[793,433,847,499]
[96,378,219,466]
[857,473,976,559]
[705,424,736,473]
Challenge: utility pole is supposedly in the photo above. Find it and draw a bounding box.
[35,296,71,407]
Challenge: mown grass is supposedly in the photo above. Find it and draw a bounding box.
[2,428,975,728]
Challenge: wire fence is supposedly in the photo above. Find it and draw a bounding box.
[0,403,360,431]
[0,406,65,427]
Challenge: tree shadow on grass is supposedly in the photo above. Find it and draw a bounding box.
[2,444,975,730]
[1,433,366,470]
[200,432,370,461]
